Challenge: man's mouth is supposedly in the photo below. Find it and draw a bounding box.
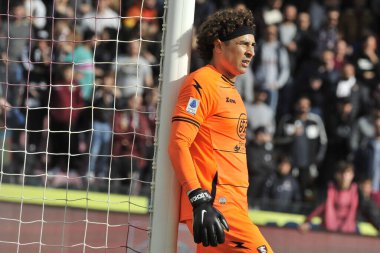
[242,59,250,67]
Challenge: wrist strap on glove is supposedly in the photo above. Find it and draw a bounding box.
[189,188,213,208]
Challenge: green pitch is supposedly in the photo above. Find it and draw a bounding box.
[0,183,148,214]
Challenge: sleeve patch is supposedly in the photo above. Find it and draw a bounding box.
[186,97,200,115]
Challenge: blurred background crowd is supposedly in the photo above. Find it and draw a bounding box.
[1,0,380,235]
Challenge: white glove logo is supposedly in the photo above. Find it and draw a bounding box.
[201,210,207,224]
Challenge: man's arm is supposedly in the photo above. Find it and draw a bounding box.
[168,106,229,247]
[168,120,201,193]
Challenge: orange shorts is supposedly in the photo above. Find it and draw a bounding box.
[185,205,274,253]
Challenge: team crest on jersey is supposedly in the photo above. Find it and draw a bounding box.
[219,197,227,204]
[186,97,200,115]
[237,113,248,140]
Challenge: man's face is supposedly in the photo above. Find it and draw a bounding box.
[327,10,339,27]
[219,34,255,77]
[296,98,311,114]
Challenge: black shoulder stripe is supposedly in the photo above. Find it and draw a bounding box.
[172,116,201,128]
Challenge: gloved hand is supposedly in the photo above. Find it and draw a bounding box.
[188,188,229,247]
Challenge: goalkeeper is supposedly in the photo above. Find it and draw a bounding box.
[168,8,274,253]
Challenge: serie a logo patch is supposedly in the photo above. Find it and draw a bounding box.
[186,97,200,115]
[257,245,268,253]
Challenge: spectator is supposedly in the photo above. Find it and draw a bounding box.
[0,97,25,182]
[123,0,163,78]
[322,98,356,187]
[299,161,359,234]
[334,62,370,119]
[254,0,284,39]
[318,49,341,91]
[21,30,51,85]
[0,97,11,174]
[353,33,380,89]
[369,82,380,108]
[246,126,277,206]
[48,64,84,174]
[252,24,290,115]
[81,0,119,35]
[24,0,47,31]
[316,8,340,56]
[111,92,152,195]
[0,2,31,105]
[293,49,338,108]
[50,0,75,20]
[20,30,52,171]
[114,39,153,98]
[279,4,298,73]
[53,23,75,65]
[293,12,317,72]
[123,0,159,30]
[142,88,158,135]
[245,86,276,140]
[63,29,96,103]
[279,4,298,47]
[355,117,380,191]
[357,177,380,233]
[94,27,118,76]
[75,0,93,19]
[138,88,158,196]
[350,106,380,151]
[235,66,255,104]
[302,74,328,119]
[333,39,352,72]
[276,96,328,201]
[339,0,375,46]
[88,72,121,179]
[261,154,302,213]
[308,0,330,32]
[193,0,216,28]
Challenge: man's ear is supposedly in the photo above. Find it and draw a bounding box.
[214,39,222,53]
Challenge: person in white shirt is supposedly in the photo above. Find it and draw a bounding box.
[81,0,119,34]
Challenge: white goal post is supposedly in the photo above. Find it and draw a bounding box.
[149,0,196,252]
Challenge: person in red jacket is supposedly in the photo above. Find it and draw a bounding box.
[48,64,84,174]
[299,161,359,234]
[112,92,153,195]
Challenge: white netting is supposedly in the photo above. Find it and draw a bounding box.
[0,0,164,252]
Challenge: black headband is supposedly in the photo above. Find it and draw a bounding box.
[219,26,254,42]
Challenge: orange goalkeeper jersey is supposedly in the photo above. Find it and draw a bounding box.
[168,65,249,222]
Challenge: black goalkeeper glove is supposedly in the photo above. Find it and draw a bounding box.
[188,188,229,247]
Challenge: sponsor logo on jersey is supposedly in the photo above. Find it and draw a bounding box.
[226,97,236,104]
[186,97,200,115]
[232,241,250,249]
[257,245,268,253]
[233,141,246,153]
[237,113,248,140]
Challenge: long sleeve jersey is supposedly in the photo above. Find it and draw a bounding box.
[168,65,250,221]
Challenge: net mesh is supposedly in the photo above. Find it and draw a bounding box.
[0,0,164,252]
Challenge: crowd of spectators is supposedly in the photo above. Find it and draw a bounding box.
[1,0,380,235]
[0,0,161,195]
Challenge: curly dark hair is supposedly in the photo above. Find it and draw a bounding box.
[197,8,255,62]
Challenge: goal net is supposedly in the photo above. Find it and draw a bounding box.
[0,0,194,252]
